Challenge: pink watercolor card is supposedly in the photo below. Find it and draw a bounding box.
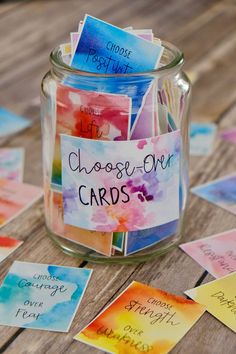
[131,83,155,139]
[70,32,79,55]
[220,127,236,144]
[74,281,205,354]
[0,235,23,263]
[52,84,131,186]
[0,179,43,228]
[180,229,236,278]
[0,148,24,182]
[191,173,236,215]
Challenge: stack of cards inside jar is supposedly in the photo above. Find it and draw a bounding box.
[50,15,181,257]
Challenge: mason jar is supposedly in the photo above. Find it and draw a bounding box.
[40,39,191,264]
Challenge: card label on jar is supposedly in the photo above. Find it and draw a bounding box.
[61,130,180,232]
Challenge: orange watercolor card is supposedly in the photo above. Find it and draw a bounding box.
[0,179,43,228]
[185,271,236,333]
[74,281,205,354]
[49,190,113,256]
[0,235,23,263]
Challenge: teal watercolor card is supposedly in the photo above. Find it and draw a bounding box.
[0,107,31,137]
[190,122,217,156]
[0,261,92,332]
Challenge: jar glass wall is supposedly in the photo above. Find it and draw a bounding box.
[41,40,191,264]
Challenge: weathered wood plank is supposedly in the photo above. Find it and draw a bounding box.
[0,0,25,16]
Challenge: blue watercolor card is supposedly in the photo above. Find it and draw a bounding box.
[125,219,178,255]
[191,173,236,215]
[190,122,217,156]
[0,107,31,137]
[70,15,163,128]
[0,261,92,332]
[71,15,163,74]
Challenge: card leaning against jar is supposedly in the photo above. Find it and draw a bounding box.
[41,14,191,263]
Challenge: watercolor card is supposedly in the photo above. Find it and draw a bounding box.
[190,122,217,156]
[70,15,163,129]
[112,232,125,252]
[71,15,163,74]
[0,235,23,263]
[130,31,155,139]
[52,84,131,186]
[0,179,43,228]
[180,229,236,278]
[75,281,205,354]
[125,219,178,255]
[0,107,31,138]
[191,173,236,215]
[185,271,236,333]
[0,148,24,182]
[61,130,180,232]
[220,127,236,145]
[49,191,113,256]
[0,261,92,332]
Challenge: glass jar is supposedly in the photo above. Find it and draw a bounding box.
[41,39,191,264]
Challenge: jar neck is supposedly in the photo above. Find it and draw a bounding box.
[50,39,184,84]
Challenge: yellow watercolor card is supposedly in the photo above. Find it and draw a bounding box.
[185,271,236,333]
[74,281,205,354]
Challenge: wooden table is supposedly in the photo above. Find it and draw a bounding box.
[1,0,236,353]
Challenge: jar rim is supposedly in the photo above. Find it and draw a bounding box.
[50,39,184,78]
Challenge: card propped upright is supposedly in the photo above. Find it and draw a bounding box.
[71,15,163,74]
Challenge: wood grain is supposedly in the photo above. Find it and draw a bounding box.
[1,0,236,353]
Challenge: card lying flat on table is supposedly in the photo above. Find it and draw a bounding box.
[0,235,23,263]
[0,107,31,137]
[180,229,236,278]
[190,122,216,156]
[0,261,92,332]
[75,281,205,354]
[0,179,43,228]
[191,173,236,215]
[0,148,24,182]
[220,127,236,144]
[185,271,236,333]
